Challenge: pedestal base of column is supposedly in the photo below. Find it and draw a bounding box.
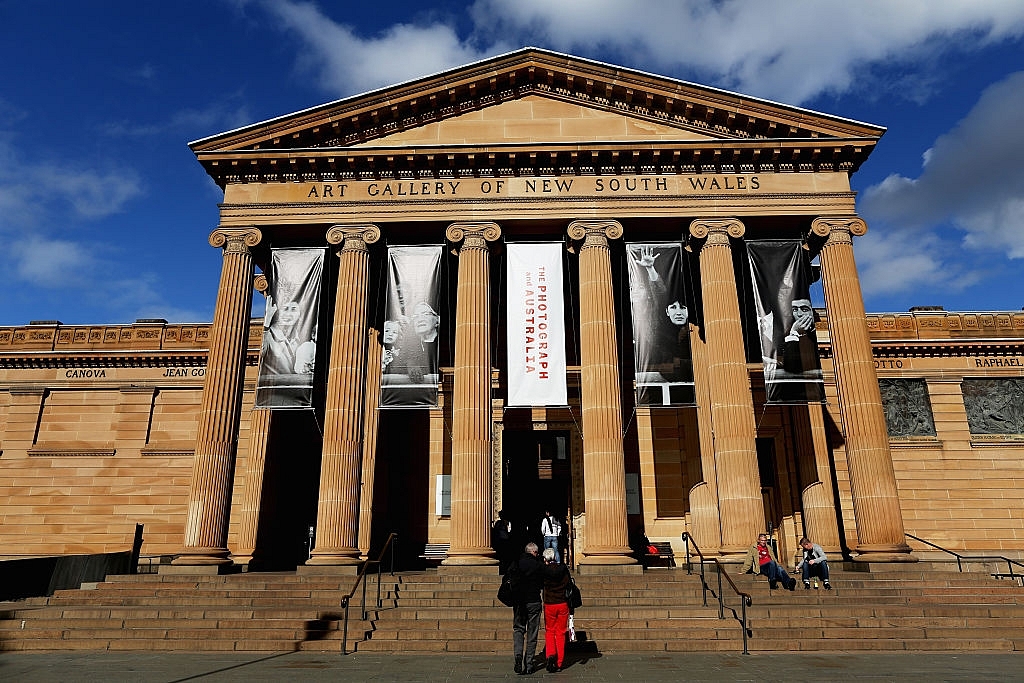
[305,550,363,567]
[715,546,751,562]
[297,564,362,576]
[577,563,643,576]
[171,548,233,567]
[442,552,499,567]
[578,546,637,566]
[853,543,917,563]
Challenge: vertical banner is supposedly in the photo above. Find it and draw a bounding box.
[506,243,568,406]
[626,243,695,406]
[747,240,825,403]
[255,248,325,409]
[380,245,443,408]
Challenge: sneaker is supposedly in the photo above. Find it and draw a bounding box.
[803,581,811,589]
[768,580,778,590]
[823,581,832,590]
[515,662,523,675]
[547,656,557,673]
[787,578,796,591]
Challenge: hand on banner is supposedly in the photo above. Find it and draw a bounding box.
[785,299,814,342]
[631,245,661,281]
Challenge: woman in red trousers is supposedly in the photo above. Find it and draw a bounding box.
[541,547,570,672]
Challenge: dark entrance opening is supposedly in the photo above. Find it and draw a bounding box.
[501,430,573,562]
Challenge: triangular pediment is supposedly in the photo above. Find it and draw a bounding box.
[191,49,885,186]
[355,94,715,147]
[191,48,883,154]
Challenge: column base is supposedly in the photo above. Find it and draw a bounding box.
[171,547,233,567]
[578,546,637,566]
[444,548,499,565]
[306,550,363,567]
[297,564,362,576]
[853,543,917,563]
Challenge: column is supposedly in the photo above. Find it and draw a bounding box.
[688,322,723,554]
[798,403,842,552]
[443,222,501,566]
[174,227,261,567]
[811,216,913,561]
[567,220,634,565]
[688,218,762,555]
[357,327,384,559]
[308,224,380,566]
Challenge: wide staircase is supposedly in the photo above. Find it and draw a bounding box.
[1,564,1022,653]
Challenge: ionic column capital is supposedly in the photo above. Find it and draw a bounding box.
[209,227,262,253]
[567,219,623,249]
[811,216,868,245]
[327,224,381,254]
[688,218,745,246]
[254,274,268,297]
[446,221,501,251]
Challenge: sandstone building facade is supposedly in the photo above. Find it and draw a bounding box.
[1,50,1022,571]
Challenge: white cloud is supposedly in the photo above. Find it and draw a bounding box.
[252,1,1024,104]
[261,0,508,95]
[471,0,1024,104]
[8,237,95,287]
[861,71,1024,258]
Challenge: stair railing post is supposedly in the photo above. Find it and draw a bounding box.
[361,567,369,620]
[390,535,397,575]
[341,596,350,655]
[741,599,749,655]
[700,560,707,607]
[717,565,725,619]
[682,532,692,575]
[377,559,383,609]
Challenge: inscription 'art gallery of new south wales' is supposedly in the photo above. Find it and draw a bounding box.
[2,50,1023,574]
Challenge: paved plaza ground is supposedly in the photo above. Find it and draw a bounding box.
[1,651,1022,682]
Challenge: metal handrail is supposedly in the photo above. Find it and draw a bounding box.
[906,533,1024,580]
[712,559,752,655]
[680,533,751,655]
[340,533,398,655]
[679,532,708,606]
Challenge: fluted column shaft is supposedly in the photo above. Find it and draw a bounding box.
[688,219,762,554]
[796,403,841,552]
[443,222,501,566]
[233,405,272,565]
[357,328,384,559]
[568,220,634,565]
[812,217,913,561]
[688,323,723,553]
[176,227,261,566]
[309,225,380,566]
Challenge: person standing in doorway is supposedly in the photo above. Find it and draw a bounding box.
[541,510,562,563]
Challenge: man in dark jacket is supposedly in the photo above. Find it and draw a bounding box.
[511,542,544,674]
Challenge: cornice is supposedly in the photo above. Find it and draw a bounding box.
[0,349,262,369]
[198,137,875,189]
[818,338,1024,360]
[191,49,883,156]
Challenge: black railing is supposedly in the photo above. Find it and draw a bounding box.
[340,533,398,655]
[681,533,751,655]
[679,532,708,607]
[906,533,1024,582]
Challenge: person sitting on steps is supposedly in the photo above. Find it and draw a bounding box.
[743,533,797,591]
[796,536,832,590]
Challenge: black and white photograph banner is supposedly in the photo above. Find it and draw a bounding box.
[380,245,443,408]
[746,240,825,404]
[255,248,325,409]
[626,242,695,406]
[506,243,568,407]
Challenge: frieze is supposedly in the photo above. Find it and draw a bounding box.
[962,378,1024,435]
[227,172,849,206]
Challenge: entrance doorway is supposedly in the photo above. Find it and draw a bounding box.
[501,430,573,564]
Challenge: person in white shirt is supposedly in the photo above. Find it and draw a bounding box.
[540,510,562,563]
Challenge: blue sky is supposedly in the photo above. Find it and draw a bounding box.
[2,1,1023,326]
